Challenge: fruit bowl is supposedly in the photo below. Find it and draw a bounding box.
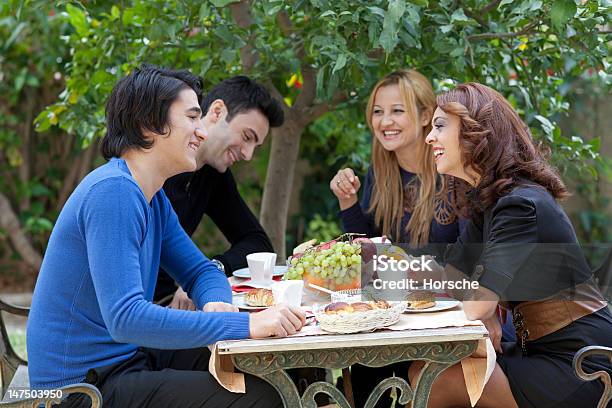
[284,234,375,292]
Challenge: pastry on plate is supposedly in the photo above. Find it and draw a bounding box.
[406,291,435,310]
[245,288,275,307]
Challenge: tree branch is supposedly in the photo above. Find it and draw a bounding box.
[299,90,348,127]
[467,21,541,41]
[0,191,42,271]
[293,65,317,112]
[229,0,258,73]
[463,0,501,28]
[481,0,502,15]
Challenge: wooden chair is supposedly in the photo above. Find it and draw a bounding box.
[0,297,102,407]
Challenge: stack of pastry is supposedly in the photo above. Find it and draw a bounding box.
[324,300,390,315]
[245,288,275,307]
[406,290,435,310]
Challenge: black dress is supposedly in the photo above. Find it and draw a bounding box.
[445,183,612,408]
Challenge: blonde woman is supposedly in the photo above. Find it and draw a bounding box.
[329,70,463,407]
[331,69,461,247]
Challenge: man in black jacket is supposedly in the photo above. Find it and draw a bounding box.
[154,76,284,308]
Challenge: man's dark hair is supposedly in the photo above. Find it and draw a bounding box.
[201,76,284,128]
[101,64,203,160]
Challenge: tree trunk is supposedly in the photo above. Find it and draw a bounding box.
[259,119,304,260]
[18,95,35,211]
[56,153,83,212]
[77,138,100,182]
[0,191,42,271]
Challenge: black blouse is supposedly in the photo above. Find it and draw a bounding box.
[445,183,593,302]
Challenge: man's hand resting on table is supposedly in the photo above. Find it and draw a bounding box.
[204,301,239,312]
[169,287,196,311]
[249,304,306,338]
[169,288,238,312]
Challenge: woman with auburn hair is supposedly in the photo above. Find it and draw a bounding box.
[416,82,612,407]
[329,70,463,407]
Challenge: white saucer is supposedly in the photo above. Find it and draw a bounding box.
[233,265,287,279]
[404,298,460,313]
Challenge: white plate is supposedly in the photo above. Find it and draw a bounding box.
[404,298,460,313]
[232,293,272,310]
[232,265,287,279]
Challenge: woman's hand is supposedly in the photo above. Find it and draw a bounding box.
[330,168,361,210]
[481,314,503,354]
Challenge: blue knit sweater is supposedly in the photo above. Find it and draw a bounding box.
[27,158,250,389]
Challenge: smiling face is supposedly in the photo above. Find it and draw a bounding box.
[425,107,478,183]
[370,84,420,153]
[197,100,270,172]
[155,88,203,174]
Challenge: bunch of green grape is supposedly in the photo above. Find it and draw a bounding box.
[285,241,362,289]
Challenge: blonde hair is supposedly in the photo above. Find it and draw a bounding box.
[365,69,438,246]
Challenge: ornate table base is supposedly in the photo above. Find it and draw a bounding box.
[232,340,478,408]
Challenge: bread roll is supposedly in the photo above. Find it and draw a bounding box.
[324,302,354,314]
[351,302,374,312]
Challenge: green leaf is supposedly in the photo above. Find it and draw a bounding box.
[440,24,453,34]
[122,8,135,26]
[66,4,89,37]
[110,5,120,20]
[30,183,51,197]
[200,59,213,77]
[316,67,325,97]
[528,1,543,11]
[199,3,211,21]
[210,0,241,7]
[4,22,26,50]
[408,0,428,6]
[451,9,469,22]
[220,48,235,65]
[34,109,52,132]
[368,6,386,18]
[534,115,555,140]
[332,53,347,74]
[499,0,514,7]
[551,0,577,28]
[379,0,406,53]
[14,67,27,92]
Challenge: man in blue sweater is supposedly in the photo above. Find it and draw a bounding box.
[26,65,304,407]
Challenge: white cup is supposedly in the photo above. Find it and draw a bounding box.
[271,280,304,307]
[246,252,277,287]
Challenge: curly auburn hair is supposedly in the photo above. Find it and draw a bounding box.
[436,82,568,213]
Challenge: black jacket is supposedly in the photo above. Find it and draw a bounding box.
[154,165,273,300]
